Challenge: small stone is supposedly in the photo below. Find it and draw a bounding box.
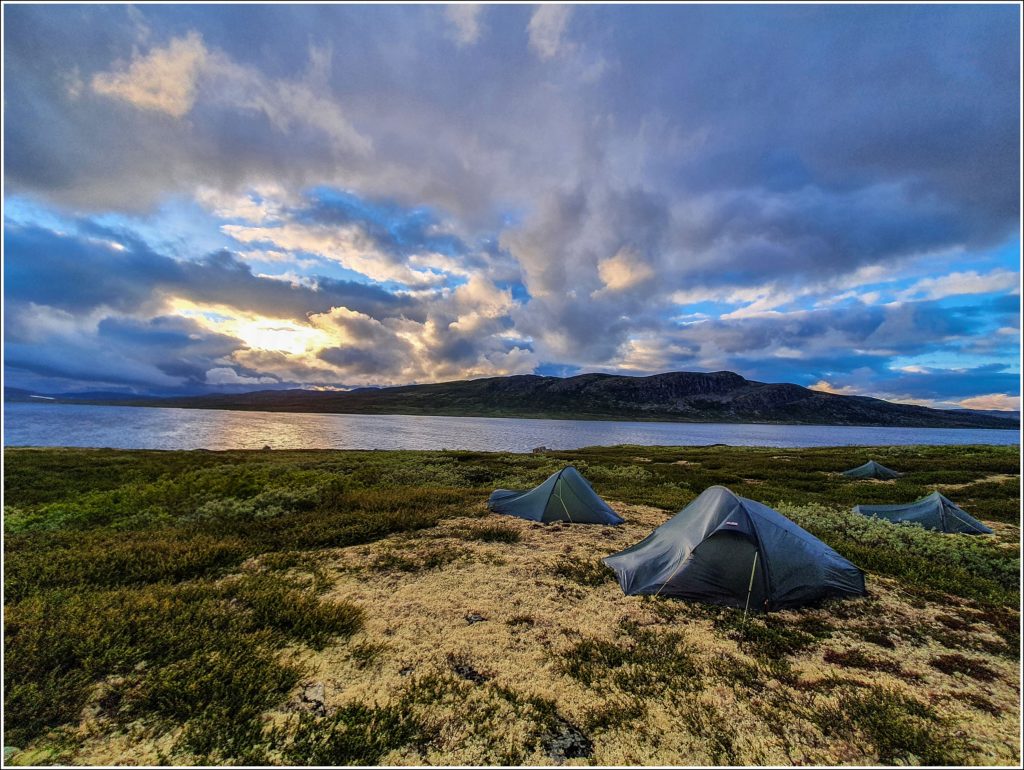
[447,654,490,684]
[465,613,487,624]
[301,682,326,716]
[542,717,593,763]
[399,666,415,676]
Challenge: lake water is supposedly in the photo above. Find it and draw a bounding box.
[3,402,1018,451]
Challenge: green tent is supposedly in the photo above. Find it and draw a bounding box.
[853,491,992,534]
[842,460,902,479]
[487,467,623,525]
[603,486,866,612]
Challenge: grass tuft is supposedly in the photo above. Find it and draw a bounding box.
[551,556,616,587]
[457,524,522,543]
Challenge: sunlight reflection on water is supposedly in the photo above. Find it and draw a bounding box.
[4,402,1018,451]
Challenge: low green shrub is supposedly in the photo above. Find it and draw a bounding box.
[815,686,967,765]
[560,623,699,695]
[282,701,431,765]
[780,503,1019,607]
[457,524,522,543]
[231,575,364,649]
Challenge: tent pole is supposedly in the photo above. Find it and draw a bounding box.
[555,478,573,523]
[742,550,759,626]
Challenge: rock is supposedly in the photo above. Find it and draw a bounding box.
[542,717,593,763]
[531,446,549,453]
[301,682,326,716]
[448,661,488,684]
[465,613,487,624]
[446,652,490,684]
[398,666,415,677]
[261,445,273,451]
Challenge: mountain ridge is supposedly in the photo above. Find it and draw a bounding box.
[7,371,1018,429]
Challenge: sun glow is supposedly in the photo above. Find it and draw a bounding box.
[168,298,331,355]
[233,320,326,354]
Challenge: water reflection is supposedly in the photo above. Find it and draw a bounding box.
[4,402,1018,451]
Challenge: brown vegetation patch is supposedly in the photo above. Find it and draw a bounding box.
[929,653,998,682]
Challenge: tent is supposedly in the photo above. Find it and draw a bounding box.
[602,486,865,612]
[842,460,903,480]
[853,491,992,534]
[487,466,624,525]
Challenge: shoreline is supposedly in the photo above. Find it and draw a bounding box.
[6,397,1018,430]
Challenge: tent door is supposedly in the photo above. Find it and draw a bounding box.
[672,531,768,610]
[543,476,575,522]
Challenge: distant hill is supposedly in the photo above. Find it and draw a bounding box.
[19,371,1019,429]
[5,388,158,403]
[947,408,1020,421]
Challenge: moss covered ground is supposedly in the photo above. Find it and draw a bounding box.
[3,444,1019,765]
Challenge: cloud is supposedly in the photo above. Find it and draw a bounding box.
[3,221,414,322]
[217,187,478,286]
[91,31,206,117]
[596,247,655,293]
[446,5,483,47]
[956,393,1020,411]
[205,366,279,386]
[4,310,248,393]
[898,269,1020,301]
[528,5,573,59]
[92,31,370,157]
[810,380,860,396]
[222,221,446,286]
[4,213,537,392]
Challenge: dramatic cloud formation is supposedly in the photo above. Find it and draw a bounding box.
[3,4,1020,410]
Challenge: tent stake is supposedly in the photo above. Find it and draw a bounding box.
[742,550,759,627]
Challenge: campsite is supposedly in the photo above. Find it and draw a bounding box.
[3,443,1019,766]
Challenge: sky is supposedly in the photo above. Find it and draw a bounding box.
[3,3,1021,410]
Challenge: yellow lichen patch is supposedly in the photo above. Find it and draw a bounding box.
[940,473,1018,490]
[234,506,1020,766]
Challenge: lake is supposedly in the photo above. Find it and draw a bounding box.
[3,402,1019,451]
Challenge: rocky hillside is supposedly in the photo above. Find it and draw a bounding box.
[56,371,1020,429]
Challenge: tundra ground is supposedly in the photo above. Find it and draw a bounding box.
[3,444,1019,765]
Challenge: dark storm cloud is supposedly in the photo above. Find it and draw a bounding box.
[316,346,409,377]
[3,222,414,322]
[96,316,242,385]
